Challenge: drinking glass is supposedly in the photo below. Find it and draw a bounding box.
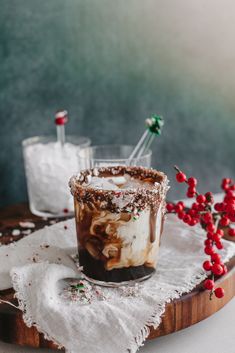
[70,165,168,286]
[77,144,152,170]
[22,135,90,218]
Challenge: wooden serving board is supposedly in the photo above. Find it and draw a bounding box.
[0,203,234,349]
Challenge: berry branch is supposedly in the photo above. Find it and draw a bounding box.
[167,168,235,299]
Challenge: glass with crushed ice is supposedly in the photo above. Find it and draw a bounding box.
[70,166,169,286]
[23,135,90,218]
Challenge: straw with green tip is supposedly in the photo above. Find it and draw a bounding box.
[128,115,164,162]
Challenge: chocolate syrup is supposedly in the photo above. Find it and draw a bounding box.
[149,208,157,243]
[79,249,155,282]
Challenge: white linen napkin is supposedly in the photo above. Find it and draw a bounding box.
[1,215,235,353]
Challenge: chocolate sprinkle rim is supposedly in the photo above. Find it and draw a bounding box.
[69,166,169,213]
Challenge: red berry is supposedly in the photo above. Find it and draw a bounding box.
[204,239,212,246]
[204,279,214,290]
[203,260,212,271]
[214,287,225,298]
[192,202,199,210]
[177,211,185,220]
[211,263,223,276]
[226,189,235,198]
[206,223,216,233]
[228,228,235,236]
[176,172,187,183]
[63,208,69,213]
[193,217,200,224]
[205,192,213,203]
[220,216,230,227]
[211,253,221,264]
[217,229,224,237]
[196,194,206,204]
[225,203,235,213]
[64,225,68,230]
[212,233,221,242]
[188,177,197,187]
[207,232,213,240]
[221,202,226,211]
[228,212,235,222]
[204,246,215,255]
[222,178,232,185]
[198,203,206,211]
[222,183,230,191]
[166,203,175,212]
[216,241,223,250]
[183,214,192,224]
[214,203,222,212]
[216,202,225,211]
[224,195,234,204]
[187,190,196,198]
[189,218,197,226]
[175,202,184,213]
[188,209,197,217]
[221,179,231,191]
[202,212,213,224]
[188,186,197,194]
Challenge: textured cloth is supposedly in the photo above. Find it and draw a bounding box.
[1,215,235,353]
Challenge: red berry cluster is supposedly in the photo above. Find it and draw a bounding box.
[215,178,235,234]
[167,167,235,299]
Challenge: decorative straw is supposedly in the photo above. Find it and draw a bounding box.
[128,115,164,163]
[55,110,68,146]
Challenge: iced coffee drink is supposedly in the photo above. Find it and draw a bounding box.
[70,166,169,285]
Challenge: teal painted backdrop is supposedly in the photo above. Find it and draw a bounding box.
[1,0,235,206]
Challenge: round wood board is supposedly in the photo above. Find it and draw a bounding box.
[0,203,234,350]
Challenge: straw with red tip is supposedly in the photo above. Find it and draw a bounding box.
[55,110,68,146]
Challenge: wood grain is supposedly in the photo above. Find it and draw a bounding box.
[0,203,234,349]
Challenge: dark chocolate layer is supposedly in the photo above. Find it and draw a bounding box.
[79,249,155,283]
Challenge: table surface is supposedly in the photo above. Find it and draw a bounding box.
[0,298,234,353]
[1,200,234,353]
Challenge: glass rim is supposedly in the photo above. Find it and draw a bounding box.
[22,135,91,147]
[77,144,152,162]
